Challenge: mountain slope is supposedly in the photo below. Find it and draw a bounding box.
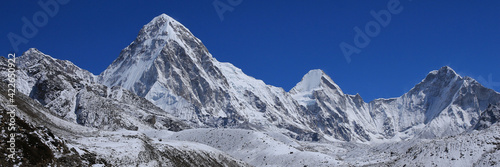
[13,48,188,131]
[369,66,500,139]
[391,123,500,167]
[289,66,500,142]
[0,58,249,167]
[475,103,500,130]
[290,69,374,142]
[99,14,315,140]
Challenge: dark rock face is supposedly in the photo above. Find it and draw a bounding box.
[0,81,105,166]
[475,104,500,130]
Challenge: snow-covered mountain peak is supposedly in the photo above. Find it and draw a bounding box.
[18,48,87,72]
[410,66,463,93]
[292,69,324,92]
[16,48,96,88]
[290,69,343,94]
[23,48,45,56]
[153,13,175,22]
[99,13,210,89]
[289,69,346,109]
[18,48,56,68]
[427,66,460,80]
[138,13,183,41]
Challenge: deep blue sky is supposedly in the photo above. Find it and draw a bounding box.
[2,0,500,102]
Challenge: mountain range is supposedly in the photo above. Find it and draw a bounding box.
[1,14,499,166]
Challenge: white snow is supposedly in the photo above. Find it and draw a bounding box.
[292,69,325,92]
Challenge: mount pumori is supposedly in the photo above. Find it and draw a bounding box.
[2,14,500,166]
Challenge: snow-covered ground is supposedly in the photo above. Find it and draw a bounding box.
[146,128,343,166]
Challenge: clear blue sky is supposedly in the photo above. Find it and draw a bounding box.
[2,0,500,102]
